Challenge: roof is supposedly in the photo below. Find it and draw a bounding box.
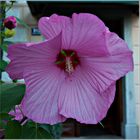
[27,1,139,20]
[28,0,139,5]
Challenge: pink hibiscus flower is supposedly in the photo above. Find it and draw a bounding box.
[6,13,133,125]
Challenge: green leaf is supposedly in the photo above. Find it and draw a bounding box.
[0,113,11,129]
[27,120,36,128]
[0,41,14,52]
[0,41,15,52]
[5,121,22,139]
[51,123,63,138]
[21,123,52,139]
[0,120,5,129]
[0,60,8,71]
[40,123,62,138]
[0,83,25,113]
[39,124,51,133]
[15,16,30,29]
[0,113,11,122]
[0,44,8,52]
[36,127,52,139]
[0,80,4,84]
[4,41,14,45]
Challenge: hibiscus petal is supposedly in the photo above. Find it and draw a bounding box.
[38,14,72,49]
[6,33,62,80]
[68,13,109,56]
[79,31,133,93]
[38,13,109,55]
[106,31,132,55]
[22,67,66,124]
[58,66,116,124]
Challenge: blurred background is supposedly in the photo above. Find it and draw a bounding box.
[1,0,139,139]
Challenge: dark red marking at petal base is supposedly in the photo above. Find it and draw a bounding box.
[55,49,80,72]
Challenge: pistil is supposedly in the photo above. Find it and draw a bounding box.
[65,57,74,74]
[55,49,80,74]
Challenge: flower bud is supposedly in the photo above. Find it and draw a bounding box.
[4,16,17,29]
[4,29,16,38]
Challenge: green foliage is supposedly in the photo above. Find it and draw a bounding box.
[0,83,25,113]
[51,123,63,138]
[21,123,52,139]
[0,80,4,84]
[0,113,11,129]
[4,41,14,46]
[0,39,13,53]
[5,121,22,139]
[40,123,63,138]
[0,60,8,71]
[0,83,62,139]
[0,43,8,52]
[5,120,52,139]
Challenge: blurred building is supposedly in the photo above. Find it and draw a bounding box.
[2,0,139,139]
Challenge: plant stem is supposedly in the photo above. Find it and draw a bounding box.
[5,1,14,13]
[0,1,6,79]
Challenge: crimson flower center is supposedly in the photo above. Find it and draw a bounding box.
[55,49,80,74]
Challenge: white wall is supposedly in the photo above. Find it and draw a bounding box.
[132,14,140,138]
